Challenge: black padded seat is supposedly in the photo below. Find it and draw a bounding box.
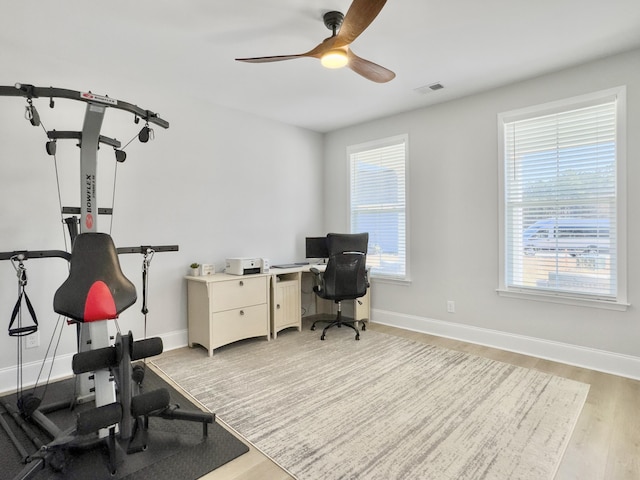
[54,233,137,322]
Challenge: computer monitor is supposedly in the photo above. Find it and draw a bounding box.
[305,236,329,260]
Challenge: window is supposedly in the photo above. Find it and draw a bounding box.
[498,87,627,309]
[349,135,408,280]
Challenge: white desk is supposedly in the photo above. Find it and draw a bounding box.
[270,263,370,336]
[185,264,371,353]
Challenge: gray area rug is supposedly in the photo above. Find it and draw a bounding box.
[152,323,589,480]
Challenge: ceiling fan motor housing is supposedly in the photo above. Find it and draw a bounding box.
[323,11,344,33]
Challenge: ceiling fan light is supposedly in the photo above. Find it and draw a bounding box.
[321,49,348,69]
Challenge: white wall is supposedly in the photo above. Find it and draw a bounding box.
[2,47,638,392]
[0,82,323,392]
[324,49,640,377]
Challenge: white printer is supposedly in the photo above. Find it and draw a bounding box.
[225,257,264,275]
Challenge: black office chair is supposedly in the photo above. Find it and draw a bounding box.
[310,232,369,340]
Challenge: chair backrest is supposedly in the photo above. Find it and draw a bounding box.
[319,233,369,301]
[54,233,137,322]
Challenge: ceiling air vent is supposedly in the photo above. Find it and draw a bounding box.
[414,82,444,94]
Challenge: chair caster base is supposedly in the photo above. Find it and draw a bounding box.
[321,334,325,340]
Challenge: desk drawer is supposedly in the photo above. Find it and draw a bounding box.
[209,276,267,312]
[211,304,268,349]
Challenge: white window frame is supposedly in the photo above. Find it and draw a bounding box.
[497,86,628,310]
[348,134,409,282]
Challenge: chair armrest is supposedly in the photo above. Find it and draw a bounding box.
[309,267,323,293]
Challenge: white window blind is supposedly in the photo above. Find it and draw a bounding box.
[349,135,407,280]
[502,92,622,302]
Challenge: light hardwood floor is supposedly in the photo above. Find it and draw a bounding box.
[153,322,640,480]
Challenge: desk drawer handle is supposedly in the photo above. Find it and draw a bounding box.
[239,280,244,287]
[239,310,245,316]
[276,304,281,309]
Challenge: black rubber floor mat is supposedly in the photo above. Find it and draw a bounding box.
[0,365,249,480]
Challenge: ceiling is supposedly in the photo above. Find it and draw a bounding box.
[2,0,640,133]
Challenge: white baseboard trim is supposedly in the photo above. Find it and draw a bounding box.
[157,329,189,353]
[0,353,75,395]
[4,317,636,395]
[372,309,640,381]
[0,330,191,395]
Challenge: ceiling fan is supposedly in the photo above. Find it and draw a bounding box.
[235,0,395,83]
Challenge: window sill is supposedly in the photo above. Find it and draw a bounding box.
[371,275,412,286]
[496,288,629,311]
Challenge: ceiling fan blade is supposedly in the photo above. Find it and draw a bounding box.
[335,0,387,47]
[236,54,308,63]
[236,36,338,63]
[347,50,395,83]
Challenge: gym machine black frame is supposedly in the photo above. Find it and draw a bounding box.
[0,83,214,479]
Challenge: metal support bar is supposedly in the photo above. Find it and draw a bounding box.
[79,102,103,233]
[0,84,169,129]
[0,246,178,261]
[46,130,122,149]
[157,408,215,438]
[29,410,62,439]
[61,207,113,215]
[0,250,71,262]
[0,400,44,450]
[117,245,179,254]
[0,405,30,460]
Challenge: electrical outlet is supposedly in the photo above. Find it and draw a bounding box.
[25,332,40,349]
[447,300,456,313]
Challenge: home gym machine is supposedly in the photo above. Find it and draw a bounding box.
[0,83,213,479]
